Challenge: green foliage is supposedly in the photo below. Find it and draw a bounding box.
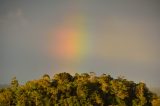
[0,72,158,106]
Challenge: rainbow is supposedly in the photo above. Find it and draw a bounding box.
[49,14,89,61]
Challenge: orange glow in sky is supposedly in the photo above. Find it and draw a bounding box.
[48,15,88,61]
[55,26,79,59]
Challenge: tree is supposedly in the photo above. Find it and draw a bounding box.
[0,72,157,106]
[53,72,73,84]
[0,88,13,105]
[42,74,50,81]
[11,77,19,89]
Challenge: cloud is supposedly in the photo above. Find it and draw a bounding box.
[91,17,160,64]
[0,8,29,27]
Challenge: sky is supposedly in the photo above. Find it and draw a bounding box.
[0,0,160,87]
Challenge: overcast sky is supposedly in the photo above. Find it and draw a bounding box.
[0,0,160,87]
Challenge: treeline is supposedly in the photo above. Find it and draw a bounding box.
[0,72,160,106]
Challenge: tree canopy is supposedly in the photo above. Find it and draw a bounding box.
[0,72,159,106]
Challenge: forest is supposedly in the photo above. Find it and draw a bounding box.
[0,72,160,106]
